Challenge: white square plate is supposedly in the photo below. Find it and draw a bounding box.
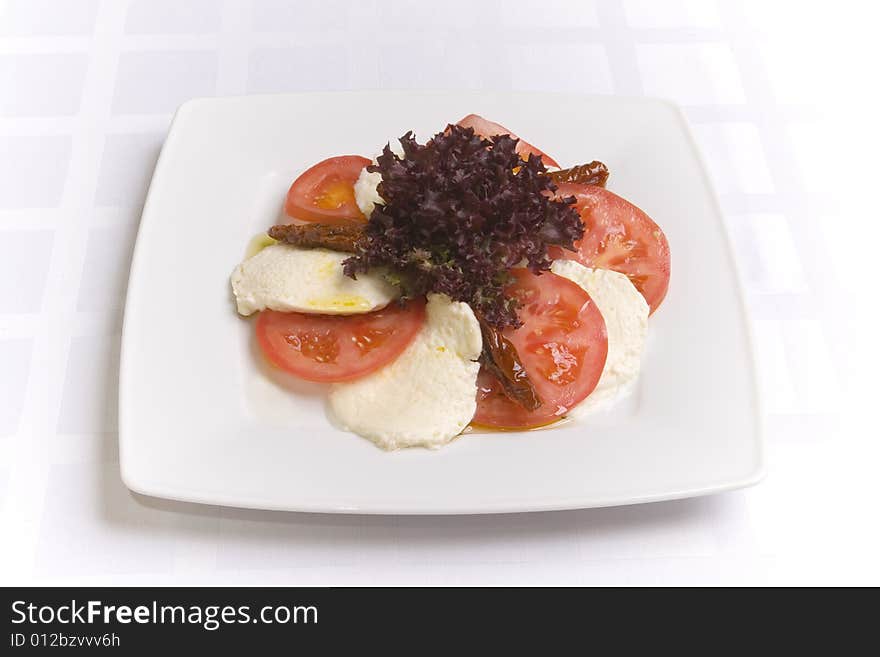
[120,91,763,514]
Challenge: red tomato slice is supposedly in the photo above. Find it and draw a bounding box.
[284,155,371,224]
[551,184,671,314]
[255,300,425,383]
[473,269,607,430]
[456,114,561,168]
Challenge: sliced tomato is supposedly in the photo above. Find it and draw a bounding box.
[456,114,561,168]
[256,300,425,383]
[473,269,607,430]
[284,155,371,224]
[551,184,670,314]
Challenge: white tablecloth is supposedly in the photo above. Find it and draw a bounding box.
[1,0,877,586]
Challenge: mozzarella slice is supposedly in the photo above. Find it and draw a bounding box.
[230,244,397,316]
[353,167,383,218]
[328,294,482,450]
[550,260,649,416]
[353,140,406,218]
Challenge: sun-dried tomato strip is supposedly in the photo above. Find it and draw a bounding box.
[268,222,366,253]
[548,161,609,188]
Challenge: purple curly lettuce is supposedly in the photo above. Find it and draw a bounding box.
[343,124,583,328]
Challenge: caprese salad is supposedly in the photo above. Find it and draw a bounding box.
[231,114,670,450]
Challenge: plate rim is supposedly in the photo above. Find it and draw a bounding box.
[118,91,765,515]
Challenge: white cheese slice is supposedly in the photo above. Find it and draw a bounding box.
[328,293,482,450]
[230,243,397,316]
[353,167,383,219]
[550,260,649,416]
[353,140,406,218]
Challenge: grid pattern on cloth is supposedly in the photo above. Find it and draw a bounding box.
[0,0,876,585]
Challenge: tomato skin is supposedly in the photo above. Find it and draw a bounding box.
[255,299,425,383]
[284,155,371,224]
[551,184,670,314]
[456,114,561,168]
[473,269,608,430]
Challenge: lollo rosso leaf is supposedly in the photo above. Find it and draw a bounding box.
[343,124,584,329]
